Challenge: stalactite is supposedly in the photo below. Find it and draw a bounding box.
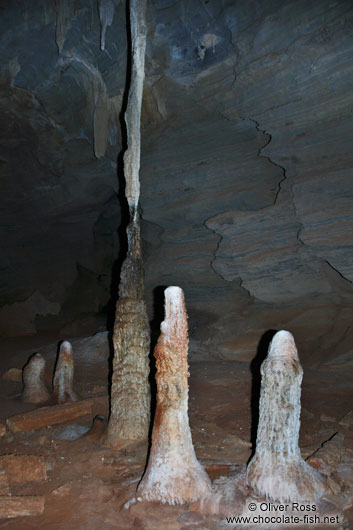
[93,89,109,159]
[98,0,115,51]
[105,0,150,449]
[137,287,212,505]
[246,330,326,502]
[8,57,21,87]
[55,0,77,54]
[93,87,122,159]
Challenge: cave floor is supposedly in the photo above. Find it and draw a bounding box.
[0,335,352,529]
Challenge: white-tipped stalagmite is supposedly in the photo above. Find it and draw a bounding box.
[247,330,326,502]
[137,286,212,505]
[105,0,150,448]
[22,353,50,404]
[52,341,78,404]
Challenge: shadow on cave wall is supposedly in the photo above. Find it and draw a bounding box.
[147,285,168,440]
[105,0,132,335]
[249,328,277,459]
[104,0,132,405]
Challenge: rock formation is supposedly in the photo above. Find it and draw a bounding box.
[52,341,78,404]
[1,2,352,367]
[21,353,50,404]
[137,286,211,505]
[247,330,326,502]
[105,0,150,448]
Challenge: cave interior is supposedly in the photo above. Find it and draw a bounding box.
[0,0,353,528]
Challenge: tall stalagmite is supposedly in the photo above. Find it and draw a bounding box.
[246,330,326,502]
[105,0,150,448]
[137,286,211,504]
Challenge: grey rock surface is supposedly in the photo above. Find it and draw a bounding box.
[0,0,352,365]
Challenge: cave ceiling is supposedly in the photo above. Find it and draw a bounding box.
[0,0,353,364]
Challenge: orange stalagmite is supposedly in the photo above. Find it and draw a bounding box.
[137,286,211,505]
[247,330,326,502]
[21,353,50,404]
[52,341,78,404]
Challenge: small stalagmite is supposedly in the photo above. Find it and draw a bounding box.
[22,353,50,404]
[247,330,326,502]
[52,341,78,404]
[137,286,211,505]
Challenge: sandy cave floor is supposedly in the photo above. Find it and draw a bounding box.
[0,333,352,529]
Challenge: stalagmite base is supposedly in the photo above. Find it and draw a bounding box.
[52,341,78,404]
[137,286,211,505]
[247,330,326,502]
[21,353,50,404]
[106,218,150,447]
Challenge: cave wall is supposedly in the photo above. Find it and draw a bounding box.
[140,0,353,363]
[0,0,124,336]
[1,0,353,364]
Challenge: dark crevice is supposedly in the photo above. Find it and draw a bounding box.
[325,260,352,284]
[295,226,306,247]
[249,328,278,459]
[203,218,223,278]
[203,115,288,294]
[204,216,254,299]
[246,117,287,206]
[105,0,132,332]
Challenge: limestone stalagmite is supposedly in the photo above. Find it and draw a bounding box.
[105,0,150,448]
[21,353,50,404]
[106,219,150,447]
[137,286,211,505]
[246,330,326,502]
[52,341,78,404]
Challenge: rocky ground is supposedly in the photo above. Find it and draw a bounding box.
[0,332,352,529]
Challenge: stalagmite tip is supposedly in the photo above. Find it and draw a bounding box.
[60,340,73,354]
[267,329,299,361]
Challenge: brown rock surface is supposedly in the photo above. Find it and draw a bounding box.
[307,432,344,475]
[6,399,93,433]
[1,368,22,382]
[0,454,47,483]
[0,470,10,495]
[0,342,352,529]
[0,496,45,519]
